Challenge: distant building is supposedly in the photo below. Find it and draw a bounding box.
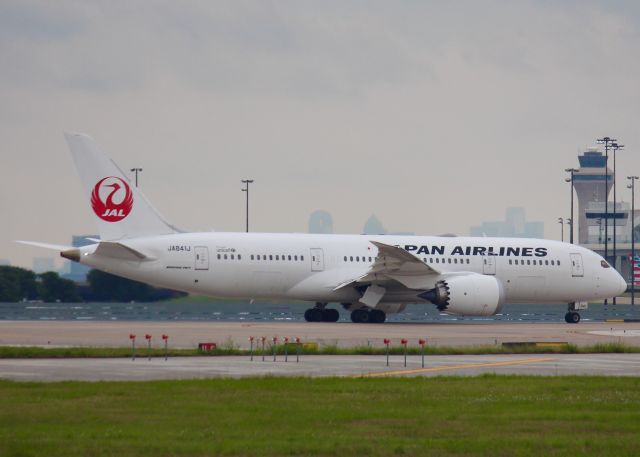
[308,210,334,234]
[470,208,543,238]
[0,259,10,266]
[33,257,55,274]
[363,215,386,235]
[570,148,638,282]
[62,235,98,282]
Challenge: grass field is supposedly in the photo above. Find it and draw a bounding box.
[1,376,640,456]
[1,341,639,359]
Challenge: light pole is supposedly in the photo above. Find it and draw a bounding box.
[241,179,254,233]
[597,218,603,244]
[596,137,616,266]
[628,176,638,305]
[130,168,143,187]
[558,217,564,242]
[565,168,577,244]
[611,143,624,268]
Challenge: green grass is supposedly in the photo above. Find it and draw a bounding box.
[1,341,639,358]
[1,376,640,456]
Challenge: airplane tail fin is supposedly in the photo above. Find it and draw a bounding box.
[65,132,180,241]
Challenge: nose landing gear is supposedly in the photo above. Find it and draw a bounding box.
[564,311,580,324]
[565,301,587,324]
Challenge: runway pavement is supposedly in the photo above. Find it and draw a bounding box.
[2,320,640,348]
[1,353,640,381]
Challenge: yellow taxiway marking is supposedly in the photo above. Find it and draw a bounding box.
[355,357,557,378]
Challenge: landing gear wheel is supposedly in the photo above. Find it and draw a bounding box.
[304,308,324,322]
[323,309,340,322]
[351,309,370,323]
[370,309,386,324]
[564,312,580,324]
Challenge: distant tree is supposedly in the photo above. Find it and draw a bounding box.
[87,269,155,302]
[0,266,38,302]
[37,272,81,303]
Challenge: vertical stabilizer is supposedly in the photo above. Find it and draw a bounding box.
[65,132,179,240]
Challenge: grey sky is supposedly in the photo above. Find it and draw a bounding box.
[2,0,640,268]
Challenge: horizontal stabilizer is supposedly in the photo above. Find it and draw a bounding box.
[94,241,152,261]
[14,240,72,251]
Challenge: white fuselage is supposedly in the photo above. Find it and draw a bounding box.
[75,232,627,311]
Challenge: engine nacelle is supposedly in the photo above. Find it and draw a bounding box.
[420,274,504,316]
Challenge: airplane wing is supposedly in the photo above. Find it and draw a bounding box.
[334,240,440,291]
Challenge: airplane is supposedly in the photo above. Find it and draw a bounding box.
[18,133,627,324]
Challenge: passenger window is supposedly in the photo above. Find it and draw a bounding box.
[532,260,536,265]
[251,255,254,260]
[551,260,554,265]
[509,259,512,265]
[269,255,273,261]
[294,255,298,261]
[224,254,228,260]
[301,256,304,261]
[448,258,451,264]
[545,260,549,265]
[356,256,359,262]
[288,255,292,261]
[527,260,530,265]
[230,254,235,260]
[350,256,353,262]
[217,254,221,260]
[344,256,347,262]
[557,261,561,266]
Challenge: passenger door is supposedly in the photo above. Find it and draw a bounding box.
[310,248,324,272]
[482,255,496,275]
[570,253,584,277]
[194,246,209,270]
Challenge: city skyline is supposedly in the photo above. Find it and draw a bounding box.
[3,1,640,268]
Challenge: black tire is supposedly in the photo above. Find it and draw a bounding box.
[304,309,313,322]
[371,309,386,323]
[350,309,367,323]
[309,308,324,322]
[569,312,580,324]
[564,312,572,324]
[323,309,340,322]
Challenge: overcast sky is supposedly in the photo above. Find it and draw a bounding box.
[2,0,640,268]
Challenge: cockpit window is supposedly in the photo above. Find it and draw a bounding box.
[601,260,610,268]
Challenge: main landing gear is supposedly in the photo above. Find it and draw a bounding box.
[350,308,386,324]
[564,302,584,324]
[303,303,340,322]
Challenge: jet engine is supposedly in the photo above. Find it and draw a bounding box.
[419,274,504,316]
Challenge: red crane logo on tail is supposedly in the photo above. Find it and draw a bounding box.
[91,177,134,222]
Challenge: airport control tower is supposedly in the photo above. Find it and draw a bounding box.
[573,149,612,244]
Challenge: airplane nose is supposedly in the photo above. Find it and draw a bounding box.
[616,274,627,295]
[614,272,628,296]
